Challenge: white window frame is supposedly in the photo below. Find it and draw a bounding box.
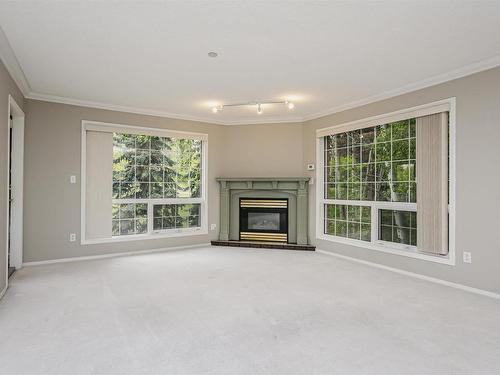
[315,98,456,265]
[81,120,208,245]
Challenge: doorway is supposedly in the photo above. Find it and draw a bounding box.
[6,95,24,282]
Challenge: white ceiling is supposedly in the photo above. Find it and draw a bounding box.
[1,1,500,125]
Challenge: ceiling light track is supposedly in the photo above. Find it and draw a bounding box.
[211,100,295,114]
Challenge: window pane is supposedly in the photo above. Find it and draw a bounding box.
[150,136,164,150]
[153,203,201,231]
[336,220,347,237]
[337,148,348,165]
[375,142,391,162]
[325,135,335,150]
[361,224,371,241]
[361,128,375,144]
[361,144,375,163]
[361,183,375,201]
[325,219,335,235]
[324,204,371,242]
[392,139,409,161]
[348,183,361,200]
[391,120,409,140]
[378,209,417,246]
[112,203,148,237]
[361,163,375,182]
[375,124,391,143]
[336,183,348,200]
[375,182,391,201]
[348,222,360,240]
[392,161,411,182]
[392,182,409,202]
[325,150,336,168]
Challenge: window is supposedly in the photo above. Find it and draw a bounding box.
[323,119,417,247]
[317,100,454,262]
[82,121,207,244]
[112,133,203,237]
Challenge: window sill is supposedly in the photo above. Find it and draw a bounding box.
[316,233,455,265]
[82,227,208,245]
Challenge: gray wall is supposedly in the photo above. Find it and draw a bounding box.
[222,122,304,177]
[23,99,226,262]
[303,66,500,294]
[0,60,24,294]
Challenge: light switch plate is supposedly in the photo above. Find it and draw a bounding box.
[70,175,77,184]
[210,223,217,231]
[463,251,472,263]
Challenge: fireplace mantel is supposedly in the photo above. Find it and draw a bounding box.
[216,177,310,245]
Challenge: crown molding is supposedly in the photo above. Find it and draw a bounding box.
[0,25,31,96]
[25,92,305,126]
[302,54,500,122]
[26,92,232,125]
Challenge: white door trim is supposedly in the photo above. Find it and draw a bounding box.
[6,95,24,284]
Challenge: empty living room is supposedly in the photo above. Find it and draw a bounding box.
[1,1,500,374]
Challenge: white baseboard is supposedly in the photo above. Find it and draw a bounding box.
[23,243,211,267]
[316,249,500,300]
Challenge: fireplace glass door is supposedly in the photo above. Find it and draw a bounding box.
[239,198,288,242]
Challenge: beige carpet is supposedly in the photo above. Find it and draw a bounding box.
[1,246,499,374]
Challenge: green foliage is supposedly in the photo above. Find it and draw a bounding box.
[324,203,371,241]
[112,133,202,199]
[378,209,417,246]
[324,118,417,203]
[112,203,148,236]
[153,203,201,230]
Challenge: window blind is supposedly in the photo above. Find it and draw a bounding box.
[85,131,113,240]
[416,112,449,255]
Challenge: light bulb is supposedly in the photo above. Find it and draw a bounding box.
[257,104,263,114]
[287,101,295,110]
[211,107,219,113]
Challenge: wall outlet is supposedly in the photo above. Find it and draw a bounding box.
[210,223,217,231]
[70,175,77,184]
[463,251,472,263]
[69,233,77,242]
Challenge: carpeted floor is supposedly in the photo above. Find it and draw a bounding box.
[1,246,499,375]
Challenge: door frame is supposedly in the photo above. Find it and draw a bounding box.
[5,95,24,285]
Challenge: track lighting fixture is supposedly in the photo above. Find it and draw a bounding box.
[211,100,296,114]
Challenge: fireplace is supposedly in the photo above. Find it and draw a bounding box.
[239,198,288,242]
[213,177,314,250]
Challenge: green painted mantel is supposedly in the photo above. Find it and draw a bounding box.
[216,177,310,245]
